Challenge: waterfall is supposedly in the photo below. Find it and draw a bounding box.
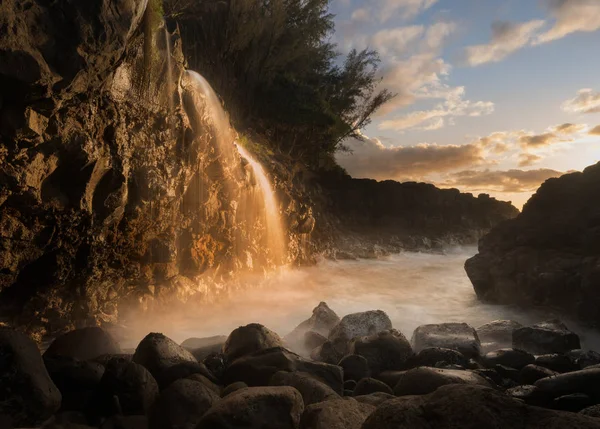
[181,70,288,268]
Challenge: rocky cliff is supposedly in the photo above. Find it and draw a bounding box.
[465,162,600,325]
[1,0,518,341]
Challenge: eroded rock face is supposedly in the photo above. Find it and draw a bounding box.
[465,163,600,325]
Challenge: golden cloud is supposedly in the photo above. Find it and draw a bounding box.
[441,168,565,193]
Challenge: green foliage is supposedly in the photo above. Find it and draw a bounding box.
[165,0,393,168]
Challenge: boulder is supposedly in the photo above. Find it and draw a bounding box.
[535,368,600,398]
[513,320,581,355]
[182,336,226,361]
[186,373,221,395]
[310,340,343,364]
[132,333,197,380]
[581,405,600,418]
[224,324,284,362]
[196,386,304,429]
[483,348,535,370]
[506,385,550,407]
[299,398,375,429]
[154,361,216,389]
[91,357,159,418]
[408,347,469,369]
[568,350,600,369]
[393,367,491,396]
[362,384,600,429]
[376,370,406,389]
[285,302,340,353]
[304,331,328,351]
[353,378,393,396]
[344,380,357,391]
[44,356,105,412]
[354,392,395,407]
[0,328,61,426]
[224,347,343,394]
[339,354,370,382]
[535,354,580,373]
[149,378,219,429]
[411,323,481,358]
[270,371,339,405]
[221,382,248,397]
[203,352,227,380]
[477,320,523,351]
[328,310,392,357]
[44,327,121,361]
[553,393,592,412]
[349,329,412,375]
[520,364,559,385]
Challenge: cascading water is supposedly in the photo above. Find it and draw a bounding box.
[181,70,288,268]
[163,24,174,118]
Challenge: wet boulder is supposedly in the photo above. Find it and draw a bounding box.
[513,320,581,355]
[393,367,491,396]
[285,302,340,353]
[411,323,481,358]
[310,340,342,365]
[299,398,375,429]
[221,382,248,397]
[581,404,600,418]
[339,354,370,382]
[182,335,226,361]
[149,378,219,429]
[304,331,328,352]
[44,327,121,361]
[477,320,523,352]
[553,393,592,412]
[535,368,600,398]
[520,364,559,385]
[506,385,550,407]
[483,348,535,370]
[362,384,600,429]
[186,373,220,395]
[90,357,159,418]
[353,377,393,396]
[328,310,392,357]
[349,329,412,375]
[0,328,62,426]
[568,350,600,369]
[132,333,197,381]
[376,370,407,389]
[224,324,284,362]
[203,352,226,380]
[354,392,395,407]
[408,347,469,369]
[224,347,343,394]
[154,360,216,389]
[270,371,339,405]
[196,386,304,429]
[535,353,579,373]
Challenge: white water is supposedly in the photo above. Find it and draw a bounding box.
[122,247,600,350]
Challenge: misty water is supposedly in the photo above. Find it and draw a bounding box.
[122,247,600,351]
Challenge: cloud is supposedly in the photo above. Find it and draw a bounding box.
[589,125,600,135]
[351,8,370,22]
[519,132,560,148]
[377,0,438,22]
[336,136,485,180]
[562,89,600,114]
[442,168,565,193]
[518,153,543,167]
[369,26,425,58]
[551,123,587,134]
[463,20,545,66]
[535,0,600,45]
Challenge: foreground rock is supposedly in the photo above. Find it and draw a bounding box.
[285,303,340,354]
[196,386,304,429]
[132,333,197,381]
[182,336,227,361]
[513,320,581,355]
[224,324,284,362]
[465,163,600,325]
[477,320,523,351]
[44,328,121,361]
[411,323,481,358]
[408,347,469,368]
[300,398,374,429]
[535,368,600,398]
[327,311,392,359]
[363,385,600,429]
[0,328,62,426]
[349,329,412,374]
[393,367,491,396]
[270,371,339,405]
[483,348,535,370]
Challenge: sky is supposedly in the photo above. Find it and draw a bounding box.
[332,0,600,208]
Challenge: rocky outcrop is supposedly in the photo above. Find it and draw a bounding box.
[465,163,600,325]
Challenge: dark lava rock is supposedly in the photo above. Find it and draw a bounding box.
[181,335,227,350]
[376,370,406,388]
[520,364,559,385]
[221,382,248,397]
[91,357,158,418]
[354,392,395,407]
[554,393,592,412]
[353,377,393,396]
[299,398,375,429]
[344,380,357,391]
[154,360,216,389]
[477,320,523,351]
[339,354,370,382]
[196,386,304,429]
[363,384,600,429]
[186,373,220,395]
[223,324,283,362]
[93,354,132,366]
[513,320,581,355]
[0,328,61,426]
[465,163,600,326]
[97,415,148,429]
[285,302,340,353]
[581,404,600,418]
[535,368,600,398]
[328,310,392,357]
[568,350,600,369]
[411,323,481,358]
[203,352,227,380]
[132,332,197,380]
[408,347,469,369]
[535,353,579,373]
[149,378,219,429]
[304,331,328,351]
[483,348,535,369]
[270,371,339,405]
[349,329,413,375]
[310,340,342,364]
[506,385,550,407]
[44,355,104,412]
[224,347,343,394]
[494,364,520,382]
[44,327,121,361]
[393,367,491,396]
